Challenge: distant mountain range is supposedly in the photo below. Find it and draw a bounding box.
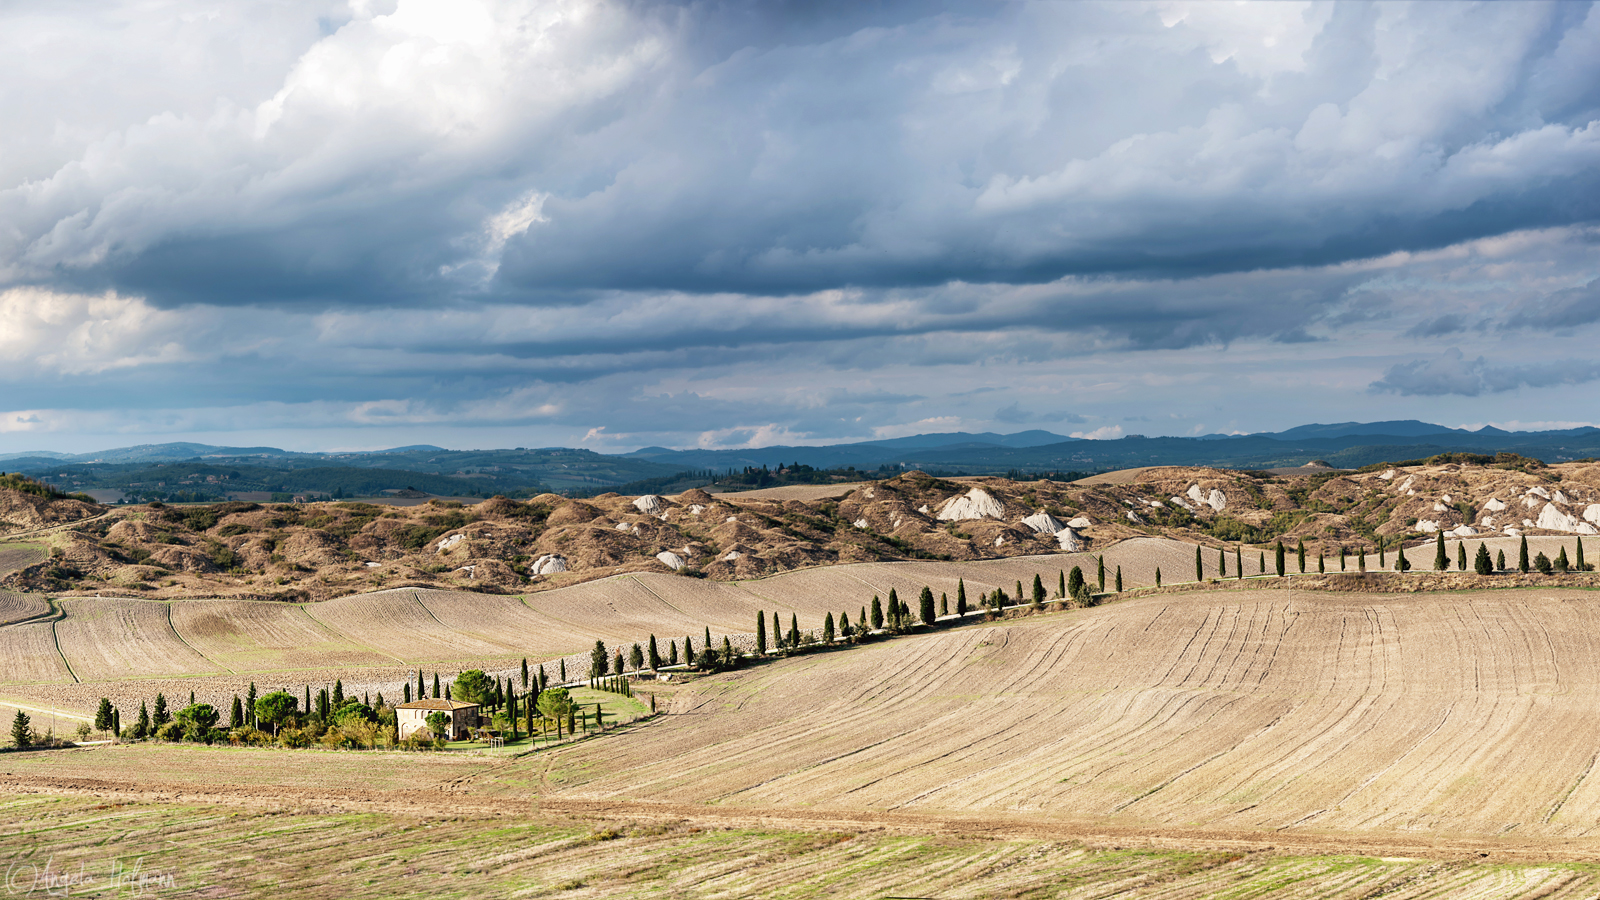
[2,421,1596,502]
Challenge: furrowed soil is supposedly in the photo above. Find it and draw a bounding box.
[14,795,1600,900]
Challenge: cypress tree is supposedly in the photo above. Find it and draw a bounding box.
[789,613,800,646]
[615,650,625,675]
[1029,577,1044,609]
[417,670,425,699]
[1434,533,1447,571]
[230,695,243,729]
[432,673,440,699]
[860,605,867,630]
[669,641,679,666]
[630,643,644,671]
[840,610,851,636]
[1097,556,1106,591]
[333,679,344,707]
[940,593,948,616]
[1318,550,1325,574]
[1196,545,1203,582]
[722,636,734,665]
[1259,551,1266,574]
[404,682,412,703]
[1218,547,1227,578]
[1578,537,1587,572]
[1395,545,1410,572]
[684,634,694,664]
[136,702,150,739]
[1236,545,1243,580]
[112,708,120,736]
[560,659,566,682]
[521,658,530,689]
[1497,548,1506,571]
[704,626,713,655]
[824,612,836,642]
[649,635,661,669]
[1475,542,1492,575]
[1275,542,1285,577]
[246,683,257,727]
[1067,566,1084,597]
[773,611,782,647]
[96,698,114,732]
[1058,570,1066,598]
[1015,580,1023,608]
[871,595,884,630]
[1457,542,1467,572]
[1358,548,1366,573]
[1115,566,1123,592]
[957,578,967,613]
[1519,536,1530,573]
[1296,538,1306,573]
[922,586,938,624]
[756,613,767,654]
[1556,546,1570,573]
[1339,546,1346,571]
[1155,567,1162,588]
[887,588,899,623]
[1378,536,1386,568]
[304,685,311,715]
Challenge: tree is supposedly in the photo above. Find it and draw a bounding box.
[152,694,170,728]
[1235,545,1243,580]
[1457,542,1467,572]
[704,626,713,656]
[424,711,450,741]
[823,612,835,643]
[417,670,426,699]
[1578,537,1588,572]
[1519,536,1530,573]
[11,710,30,749]
[1067,566,1084,598]
[1058,570,1066,598]
[1556,546,1570,573]
[684,634,694,663]
[537,687,575,739]
[452,670,492,706]
[95,698,114,733]
[246,682,258,728]
[432,672,441,699]
[1434,533,1447,571]
[630,643,645,671]
[771,611,782,648]
[1097,556,1106,591]
[1377,536,1385,568]
[1318,550,1325,574]
[871,595,884,631]
[789,613,800,646]
[1339,547,1347,571]
[333,679,344,708]
[1195,545,1203,582]
[1534,551,1553,575]
[614,650,625,675]
[1297,538,1306,574]
[1497,549,1506,571]
[648,635,662,669]
[921,586,937,624]
[756,612,767,654]
[521,658,530,689]
[1395,545,1410,572]
[1115,566,1123,592]
[590,640,609,681]
[940,593,948,616]
[957,579,967,616]
[1475,542,1493,576]
[135,702,150,740]
[404,683,412,704]
[230,696,243,729]
[1155,567,1162,588]
[1218,547,1227,578]
[840,610,851,636]
[112,709,120,737]
[722,636,736,666]
[669,640,679,666]
[1259,551,1266,574]
[176,703,219,742]
[254,691,297,734]
[1275,542,1285,577]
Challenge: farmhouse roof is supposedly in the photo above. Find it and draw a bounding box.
[396,699,479,710]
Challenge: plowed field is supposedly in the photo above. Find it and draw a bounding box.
[169,599,393,673]
[51,598,220,682]
[0,590,48,626]
[520,586,1600,843]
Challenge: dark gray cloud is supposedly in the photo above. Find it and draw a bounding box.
[1404,313,1470,339]
[1505,279,1600,329]
[1370,347,1600,397]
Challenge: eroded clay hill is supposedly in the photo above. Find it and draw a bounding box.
[3,457,1598,600]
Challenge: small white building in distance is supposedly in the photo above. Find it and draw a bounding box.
[395,699,480,741]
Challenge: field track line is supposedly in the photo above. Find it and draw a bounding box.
[623,578,691,621]
[1544,752,1597,825]
[47,599,79,684]
[165,602,235,675]
[297,604,406,664]
[0,697,90,722]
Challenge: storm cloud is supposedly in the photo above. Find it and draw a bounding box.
[2,1,1599,451]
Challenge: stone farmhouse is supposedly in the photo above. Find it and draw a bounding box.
[395,699,480,741]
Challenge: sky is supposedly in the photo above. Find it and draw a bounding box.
[2,0,1599,455]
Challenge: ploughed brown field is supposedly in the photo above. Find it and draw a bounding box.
[8,538,1600,895]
